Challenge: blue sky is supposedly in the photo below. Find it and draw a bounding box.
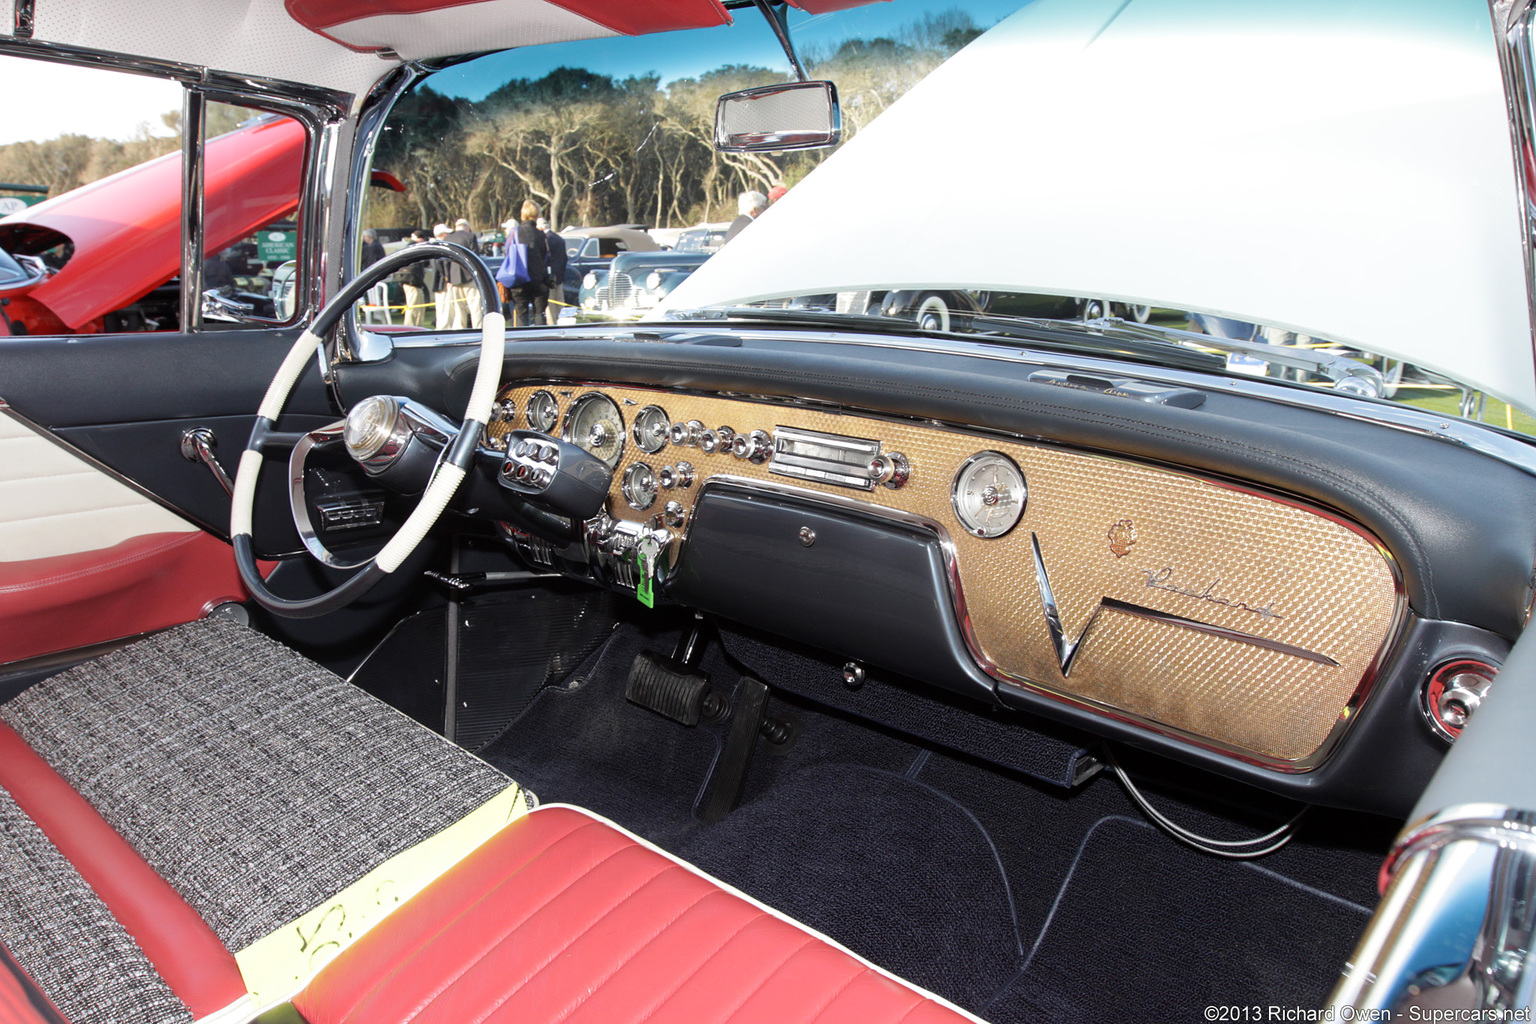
[430,0,1031,101]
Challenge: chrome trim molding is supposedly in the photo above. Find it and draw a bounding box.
[1329,803,1536,1017]
[1492,0,1536,406]
[180,88,206,333]
[288,419,374,570]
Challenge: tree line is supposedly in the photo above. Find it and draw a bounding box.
[0,11,982,232]
[368,10,983,232]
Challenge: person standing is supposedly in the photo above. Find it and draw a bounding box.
[500,201,550,328]
[445,217,482,329]
[538,216,566,324]
[360,228,386,268]
[724,190,767,244]
[396,229,429,327]
[431,223,452,329]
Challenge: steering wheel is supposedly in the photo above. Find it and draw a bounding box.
[231,241,504,618]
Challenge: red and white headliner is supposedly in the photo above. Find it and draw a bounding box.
[7,0,883,99]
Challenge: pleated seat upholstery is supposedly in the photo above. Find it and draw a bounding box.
[295,805,981,1024]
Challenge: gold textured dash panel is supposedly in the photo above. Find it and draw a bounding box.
[490,383,1402,766]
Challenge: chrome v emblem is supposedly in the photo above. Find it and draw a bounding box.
[1030,533,1102,675]
[1029,533,1337,674]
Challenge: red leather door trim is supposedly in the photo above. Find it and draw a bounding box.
[296,806,975,1024]
[0,531,250,665]
[0,725,245,1019]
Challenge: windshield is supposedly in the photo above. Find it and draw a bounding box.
[363,0,1536,438]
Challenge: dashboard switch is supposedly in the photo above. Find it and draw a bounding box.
[732,430,772,463]
[869,452,911,489]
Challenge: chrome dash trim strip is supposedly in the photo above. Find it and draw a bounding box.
[1099,598,1339,666]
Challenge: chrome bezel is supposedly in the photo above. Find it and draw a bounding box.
[632,404,671,453]
[526,390,559,433]
[951,450,1027,539]
[562,392,625,467]
[623,462,659,510]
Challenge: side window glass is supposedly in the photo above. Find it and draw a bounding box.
[0,56,183,336]
[198,102,306,328]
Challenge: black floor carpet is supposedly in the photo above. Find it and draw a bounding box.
[477,622,1392,1023]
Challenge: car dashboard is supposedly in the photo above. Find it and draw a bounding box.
[337,326,1536,817]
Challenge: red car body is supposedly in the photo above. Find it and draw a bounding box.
[0,116,304,335]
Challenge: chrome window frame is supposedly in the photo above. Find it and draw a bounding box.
[0,36,349,337]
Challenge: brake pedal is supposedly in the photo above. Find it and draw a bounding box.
[626,650,723,726]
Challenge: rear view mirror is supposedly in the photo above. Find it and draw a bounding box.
[715,81,842,153]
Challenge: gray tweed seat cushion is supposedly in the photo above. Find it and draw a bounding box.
[0,616,516,1014]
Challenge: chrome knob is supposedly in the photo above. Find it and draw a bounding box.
[699,429,720,454]
[733,430,772,463]
[658,465,677,490]
[685,420,704,446]
[663,501,686,528]
[675,461,695,488]
[717,426,736,444]
[869,452,910,489]
[668,422,689,446]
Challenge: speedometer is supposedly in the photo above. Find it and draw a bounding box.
[952,451,1026,538]
[563,393,624,467]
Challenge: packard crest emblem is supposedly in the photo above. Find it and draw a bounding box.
[1107,519,1136,558]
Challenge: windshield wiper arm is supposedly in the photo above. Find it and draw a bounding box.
[1045,316,1387,397]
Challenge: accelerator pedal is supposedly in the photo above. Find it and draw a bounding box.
[626,651,725,726]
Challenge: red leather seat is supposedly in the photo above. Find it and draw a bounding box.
[295,805,979,1024]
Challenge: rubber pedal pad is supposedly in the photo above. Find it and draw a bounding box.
[626,650,711,726]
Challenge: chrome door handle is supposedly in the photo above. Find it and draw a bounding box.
[180,427,233,495]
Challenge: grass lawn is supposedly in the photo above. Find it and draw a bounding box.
[1395,389,1536,437]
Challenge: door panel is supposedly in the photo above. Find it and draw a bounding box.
[0,410,249,664]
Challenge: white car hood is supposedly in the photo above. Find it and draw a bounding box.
[660,0,1536,413]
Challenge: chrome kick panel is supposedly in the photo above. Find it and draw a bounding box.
[770,425,882,490]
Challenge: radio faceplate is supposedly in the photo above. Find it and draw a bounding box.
[770,425,881,490]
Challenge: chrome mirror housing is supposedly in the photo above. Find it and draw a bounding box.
[714,81,841,152]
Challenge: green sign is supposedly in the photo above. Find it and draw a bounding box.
[256,229,297,263]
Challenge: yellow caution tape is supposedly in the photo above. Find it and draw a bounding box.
[234,782,531,1007]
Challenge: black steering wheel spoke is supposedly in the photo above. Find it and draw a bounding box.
[232,241,504,618]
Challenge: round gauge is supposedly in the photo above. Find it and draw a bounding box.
[952,452,1027,539]
[563,393,625,467]
[623,463,659,510]
[632,405,670,454]
[526,390,559,433]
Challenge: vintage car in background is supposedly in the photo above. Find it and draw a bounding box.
[557,225,661,309]
[0,0,1534,1022]
[577,249,712,322]
[671,222,732,254]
